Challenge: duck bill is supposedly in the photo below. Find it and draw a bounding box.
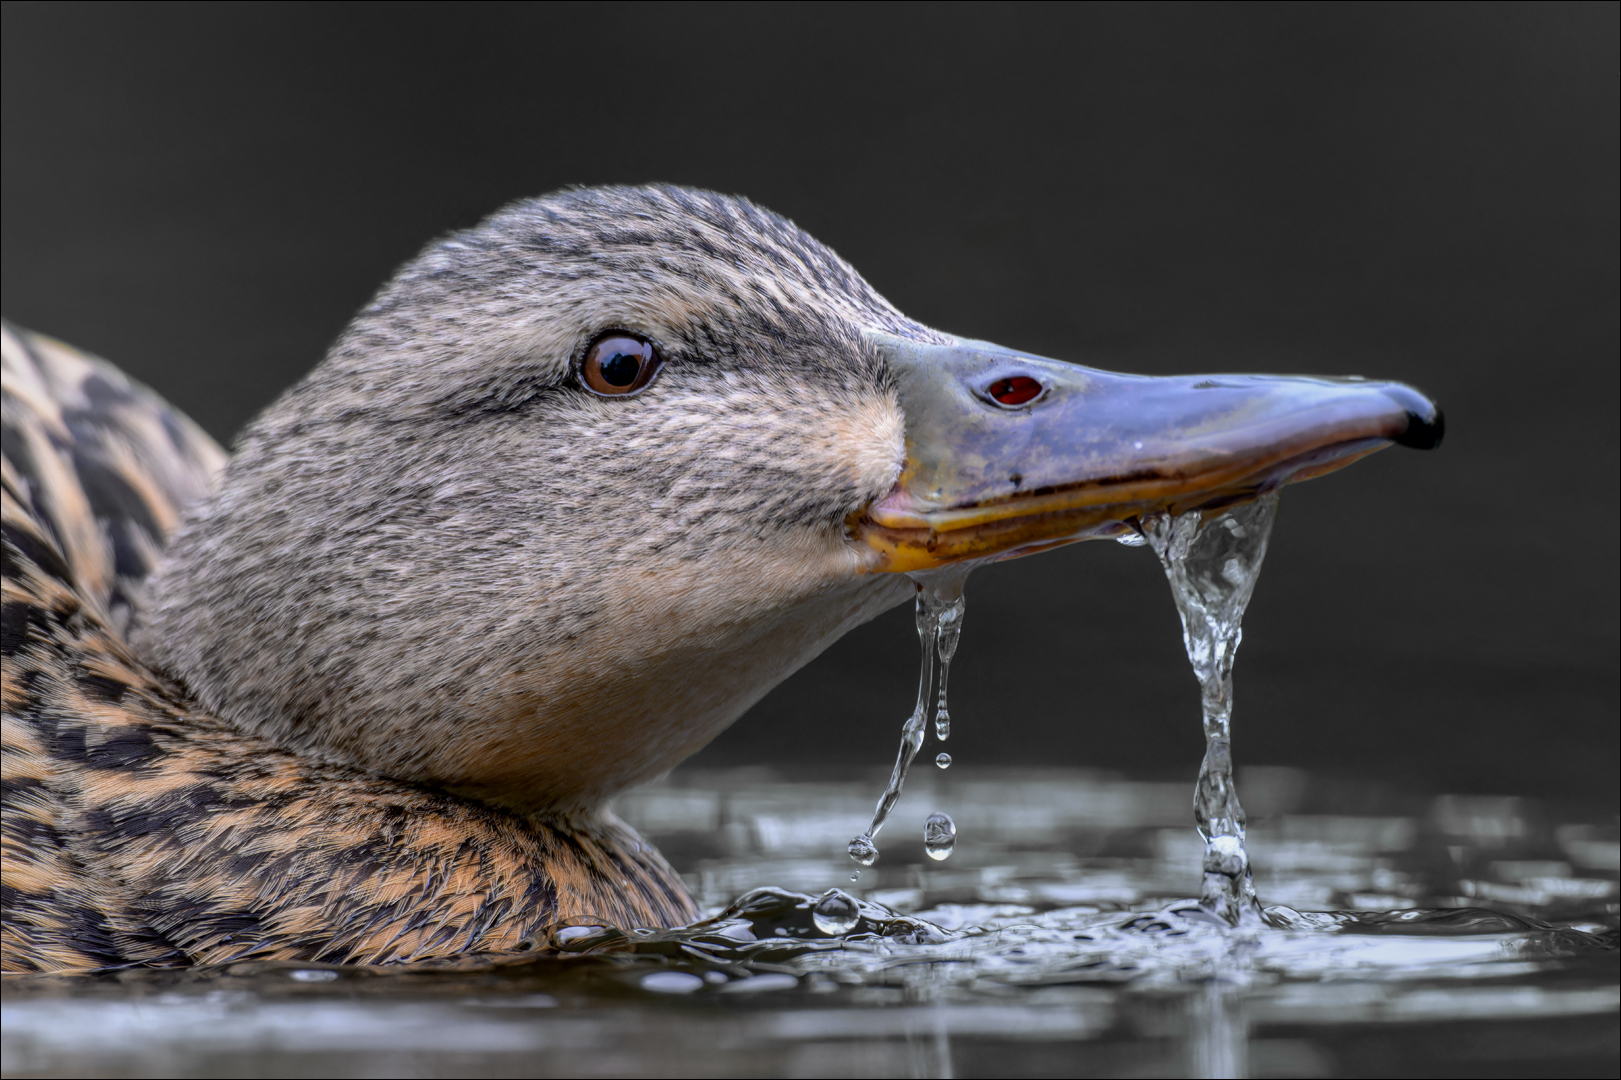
[856,333,1443,573]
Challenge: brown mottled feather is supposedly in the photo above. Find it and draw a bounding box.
[1,325,225,632]
[2,327,696,973]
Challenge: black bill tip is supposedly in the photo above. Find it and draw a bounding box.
[1380,384,1444,450]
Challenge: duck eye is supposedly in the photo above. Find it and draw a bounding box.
[987,376,1044,407]
[581,333,661,396]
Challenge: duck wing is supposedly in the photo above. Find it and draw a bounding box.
[1,323,226,633]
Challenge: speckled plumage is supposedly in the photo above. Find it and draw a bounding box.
[2,325,696,973]
[2,186,940,972]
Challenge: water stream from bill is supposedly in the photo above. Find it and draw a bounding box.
[846,566,971,877]
[1141,493,1278,926]
[845,492,1277,927]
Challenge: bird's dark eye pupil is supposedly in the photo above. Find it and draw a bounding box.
[601,352,641,386]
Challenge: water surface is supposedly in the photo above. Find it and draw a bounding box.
[5,766,1614,1079]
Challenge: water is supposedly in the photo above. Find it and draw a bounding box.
[1142,495,1278,927]
[8,767,1614,1078]
[933,577,964,744]
[847,835,879,867]
[849,567,971,870]
[812,889,862,935]
[924,812,957,861]
[849,496,1276,890]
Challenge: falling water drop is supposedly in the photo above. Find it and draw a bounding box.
[935,752,952,769]
[923,812,957,861]
[847,834,879,867]
[811,889,862,935]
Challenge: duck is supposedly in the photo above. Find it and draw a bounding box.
[0,185,1441,974]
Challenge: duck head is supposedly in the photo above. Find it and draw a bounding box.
[134,186,1440,815]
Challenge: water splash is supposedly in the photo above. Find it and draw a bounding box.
[847,566,970,868]
[544,887,1610,992]
[924,812,957,861]
[1141,493,1279,926]
[16,876,1611,1080]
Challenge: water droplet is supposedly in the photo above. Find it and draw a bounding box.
[812,889,862,935]
[847,834,879,866]
[924,812,957,861]
[935,752,952,769]
[934,707,951,742]
[849,870,861,882]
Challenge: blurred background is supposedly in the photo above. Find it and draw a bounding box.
[3,2,1615,804]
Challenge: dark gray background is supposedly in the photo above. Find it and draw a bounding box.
[4,3,1615,802]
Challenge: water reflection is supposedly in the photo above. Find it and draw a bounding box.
[3,766,1615,1079]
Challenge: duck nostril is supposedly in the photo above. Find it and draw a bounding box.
[987,376,1043,407]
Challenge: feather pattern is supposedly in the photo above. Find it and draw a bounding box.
[2,326,695,973]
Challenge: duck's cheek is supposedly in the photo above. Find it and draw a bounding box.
[823,392,907,506]
[436,533,913,812]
